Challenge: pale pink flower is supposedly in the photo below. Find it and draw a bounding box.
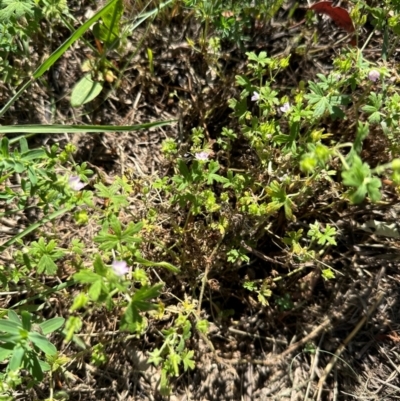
[195,152,209,161]
[112,260,129,276]
[368,70,380,82]
[279,102,291,113]
[68,176,85,191]
[251,91,260,101]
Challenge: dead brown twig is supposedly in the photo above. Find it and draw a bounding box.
[220,316,332,366]
[240,240,286,266]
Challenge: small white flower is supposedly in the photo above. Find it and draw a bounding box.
[195,152,209,161]
[112,260,129,276]
[279,102,291,113]
[251,91,260,102]
[368,70,380,82]
[68,176,85,191]
[279,173,289,182]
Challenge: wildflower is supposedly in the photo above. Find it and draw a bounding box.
[279,102,291,113]
[251,91,260,101]
[112,260,129,276]
[368,70,380,83]
[279,173,289,182]
[195,152,209,161]
[68,176,85,191]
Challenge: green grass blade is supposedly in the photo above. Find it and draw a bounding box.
[127,0,173,32]
[11,281,75,309]
[33,0,119,79]
[0,120,175,134]
[0,79,33,119]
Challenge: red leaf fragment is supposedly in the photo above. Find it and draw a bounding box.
[310,1,355,33]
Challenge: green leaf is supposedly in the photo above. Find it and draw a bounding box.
[308,222,337,246]
[120,303,144,333]
[38,358,51,372]
[39,317,65,335]
[0,137,9,157]
[21,311,32,331]
[108,214,122,236]
[134,254,180,273]
[160,369,171,396]
[305,80,346,118]
[177,159,191,182]
[93,254,108,276]
[284,199,294,220]
[92,0,123,45]
[0,0,35,21]
[28,332,57,355]
[348,122,369,160]
[235,74,252,88]
[64,316,82,343]
[8,345,25,371]
[176,336,185,353]
[265,200,282,215]
[181,320,192,340]
[37,254,58,275]
[312,96,330,117]
[0,342,14,362]
[148,348,163,366]
[89,280,102,301]
[123,221,143,236]
[70,293,89,311]
[93,182,130,212]
[7,310,21,324]
[26,352,44,381]
[168,353,181,377]
[322,225,337,246]
[70,74,104,107]
[131,284,163,312]
[73,270,101,284]
[182,349,195,371]
[367,111,382,124]
[0,333,19,343]
[347,183,368,204]
[0,320,22,335]
[94,216,143,250]
[366,177,382,202]
[342,156,369,188]
[19,136,29,153]
[21,148,46,161]
[322,268,335,280]
[342,155,381,203]
[121,283,161,332]
[27,165,38,186]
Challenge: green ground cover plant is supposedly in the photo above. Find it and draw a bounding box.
[1,0,400,399]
